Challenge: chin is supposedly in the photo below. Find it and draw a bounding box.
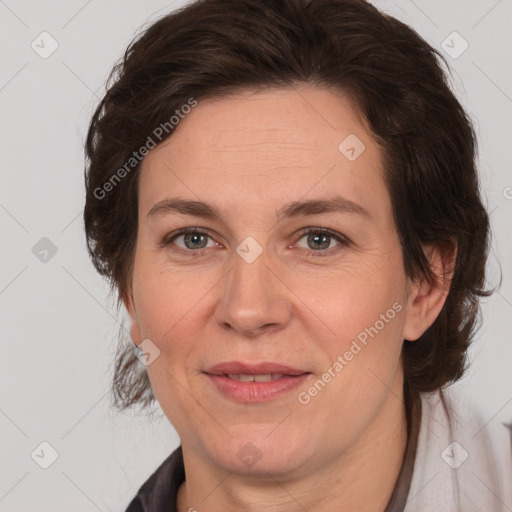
[205,428,317,478]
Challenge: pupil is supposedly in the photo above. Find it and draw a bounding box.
[185,233,207,249]
[309,233,330,250]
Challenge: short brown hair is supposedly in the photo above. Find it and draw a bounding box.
[83,0,492,412]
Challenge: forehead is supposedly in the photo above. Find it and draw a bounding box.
[138,85,391,226]
[151,86,370,161]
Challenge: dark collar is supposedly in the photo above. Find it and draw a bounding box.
[384,392,422,511]
[125,445,184,512]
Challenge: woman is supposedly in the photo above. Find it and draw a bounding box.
[83,0,512,510]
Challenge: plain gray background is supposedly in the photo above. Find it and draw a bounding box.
[1,0,511,510]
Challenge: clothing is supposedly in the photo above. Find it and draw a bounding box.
[125,444,185,512]
[404,389,512,511]
[125,389,511,511]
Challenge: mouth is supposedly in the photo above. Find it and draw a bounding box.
[205,361,309,377]
[204,361,311,402]
[224,373,287,382]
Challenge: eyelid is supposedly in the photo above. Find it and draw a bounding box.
[293,227,350,257]
[294,227,350,245]
[160,226,350,256]
[159,227,220,252]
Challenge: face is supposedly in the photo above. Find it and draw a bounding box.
[126,85,420,478]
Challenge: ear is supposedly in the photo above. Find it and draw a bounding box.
[402,240,457,342]
[122,289,143,346]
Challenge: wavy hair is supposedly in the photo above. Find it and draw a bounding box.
[83,0,492,412]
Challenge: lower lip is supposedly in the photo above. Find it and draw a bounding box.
[206,374,310,402]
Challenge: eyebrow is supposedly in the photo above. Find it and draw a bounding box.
[147,196,370,221]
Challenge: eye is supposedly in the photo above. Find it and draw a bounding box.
[295,228,349,255]
[160,226,349,258]
[161,228,219,254]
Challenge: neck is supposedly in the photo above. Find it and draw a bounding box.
[177,376,408,512]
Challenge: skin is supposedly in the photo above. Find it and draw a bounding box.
[124,85,455,512]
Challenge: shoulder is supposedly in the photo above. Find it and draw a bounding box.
[125,445,185,512]
[405,388,512,512]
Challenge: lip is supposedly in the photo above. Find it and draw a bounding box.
[204,361,310,403]
[205,361,308,376]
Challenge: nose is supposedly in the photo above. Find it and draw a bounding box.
[214,243,291,337]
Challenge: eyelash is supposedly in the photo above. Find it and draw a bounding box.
[160,227,350,258]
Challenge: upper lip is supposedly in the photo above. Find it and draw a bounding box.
[205,361,309,376]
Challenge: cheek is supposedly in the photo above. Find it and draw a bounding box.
[132,251,214,339]
[130,255,225,408]
[293,256,407,414]
[130,260,210,423]
[300,281,406,440]
[291,255,405,344]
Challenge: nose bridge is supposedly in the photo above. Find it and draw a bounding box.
[215,239,289,335]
